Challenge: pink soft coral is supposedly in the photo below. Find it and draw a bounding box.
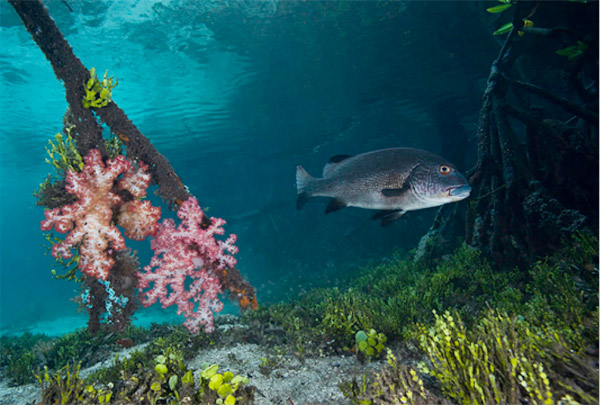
[117,162,161,241]
[41,149,161,280]
[137,197,238,333]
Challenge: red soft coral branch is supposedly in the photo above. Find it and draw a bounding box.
[41,149,161,280]
[137,197,238,333]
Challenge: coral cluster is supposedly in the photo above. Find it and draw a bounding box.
[39,145,255,334]
[40,149,161,280]
[137,197,239,333]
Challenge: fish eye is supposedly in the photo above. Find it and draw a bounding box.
[439,165,451,175]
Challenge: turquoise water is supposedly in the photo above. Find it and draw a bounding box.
[0,1,499,334]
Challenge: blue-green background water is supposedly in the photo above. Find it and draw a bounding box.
[0,0,499,335]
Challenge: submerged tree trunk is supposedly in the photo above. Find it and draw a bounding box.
[8,0,191,208]
[11,0,258,333]
[418,2,598,268]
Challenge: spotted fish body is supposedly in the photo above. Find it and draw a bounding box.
[296,147,471,226]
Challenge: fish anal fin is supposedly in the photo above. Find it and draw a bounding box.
[372,210,394,220]
[380,210,406,227]
[297,192,311,210]
[323,154,353,177]
[325,198,346,214]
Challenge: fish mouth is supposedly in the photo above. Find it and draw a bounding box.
[447,185,472,198]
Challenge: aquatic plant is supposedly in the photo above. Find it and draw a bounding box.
[486,0,530,37]
[245,244,518,356]
[36,124,122,204]
[245,233,597,384]
[42,233,81,281]
[47,331,92,371]
[146,324,214,361]
[36,347,194,404]
[44,340,255,404]
[199,364,252,405]
[85,329,187,387]
[0,333,49,386]
[82,67,118,109]
[34,176,77,209]
[257,353,280,377]
[35,363,113,404]
[44,129,84,174]
[86,349,150,387]
[556,40,589,60]
[521,232,599,347]
[315,288,375,351]
[37,355,245,405]
[6,350,37,386]
[333,237,597,402]
[142,350,194,404]
[34,128,83,209]
[240,301,315,362]
[341,349,436,405]
[355,329,387,361]
[348,244,524,339]
[240,289,376,358]
[105,131,124,158]
[486,0,512,14]
[416,310,598,404]
[0,326,149,386]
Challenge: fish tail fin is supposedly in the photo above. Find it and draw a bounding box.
[296,165,314,210]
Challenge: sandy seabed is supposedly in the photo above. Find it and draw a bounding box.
[0,323,384,405]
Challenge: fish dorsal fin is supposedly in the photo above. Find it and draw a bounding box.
[328,154,353,163]
[323,154,353,177]
[325,198,346,214]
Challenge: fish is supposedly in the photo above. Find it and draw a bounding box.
[296,147,471,226]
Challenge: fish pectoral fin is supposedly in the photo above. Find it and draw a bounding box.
[325,198,346,214]
[381,186,410,198]
[372,209,406,227]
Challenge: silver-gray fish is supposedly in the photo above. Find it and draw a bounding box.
[296,147,471,226]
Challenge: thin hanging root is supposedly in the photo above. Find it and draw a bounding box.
[502,75,598,125]
[473,184,507,201]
